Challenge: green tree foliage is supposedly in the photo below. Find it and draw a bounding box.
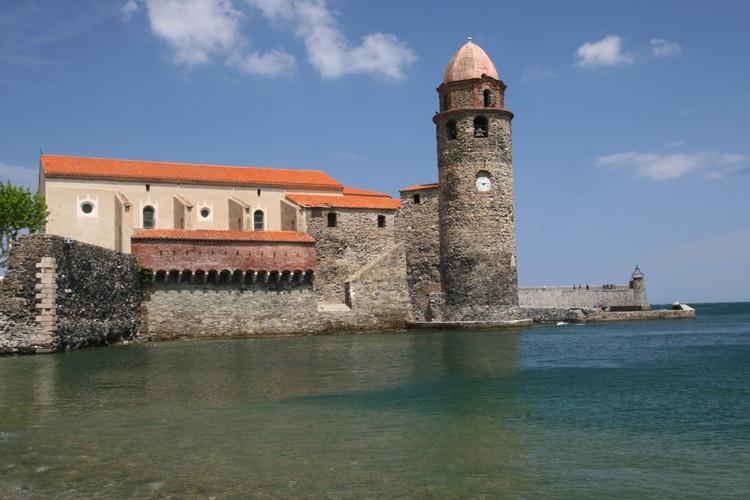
[0,180,48,267]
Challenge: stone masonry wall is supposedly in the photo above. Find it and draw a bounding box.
[435,106,519,319]
[0,234,141,354]
[302,207,397,303]
[396,187,441,321]
[141,244,411,338]
[518,286,638,309]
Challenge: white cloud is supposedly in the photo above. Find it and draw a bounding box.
[650,38,682,58]
[575,35,634,67]
[227,48,296,76]
[332,151,358,160]
[680,107,695,115]
[120,0,140,22]
[597,150,750,180]
[144,0,244,66]
[245,0,416,79]
[663,140,687,149]
[521,68,556,82]
[131,0,414,79]
[0,162,39,189]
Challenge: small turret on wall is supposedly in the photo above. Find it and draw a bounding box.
[629,265,650,310]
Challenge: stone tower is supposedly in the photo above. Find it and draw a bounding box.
[434,39,518,320]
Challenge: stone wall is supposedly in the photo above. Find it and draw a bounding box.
[141,244,411,339]
[0,234,141,354]
[518,285,643,309]
[301,207,397,303]
[435,106,519,319]
[396,186,441,321]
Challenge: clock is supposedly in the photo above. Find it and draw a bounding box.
[476,175,491,192]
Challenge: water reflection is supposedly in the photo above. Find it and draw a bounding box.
[0,331,527,497]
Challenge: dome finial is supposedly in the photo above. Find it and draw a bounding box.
[467,36,472,43]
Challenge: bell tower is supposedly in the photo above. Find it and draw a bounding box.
[434,38,518,320]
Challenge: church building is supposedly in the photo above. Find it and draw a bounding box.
[36,39,649,331]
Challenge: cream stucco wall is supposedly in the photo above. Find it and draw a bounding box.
[41,173,336,252]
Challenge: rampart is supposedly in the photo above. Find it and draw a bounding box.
[140,243,412,339]
[0,234,141,354]
[518,284,649,310]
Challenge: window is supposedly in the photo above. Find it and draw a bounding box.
[257,189,261,196]
[146,184,150,192]
[81,202,94,214]
[327,212,337,228]
[447,120,457,140]
[143,206,155,229]
[474,116,488,137]
[253,210,264,231]
[441,94,449,111]
[413,194,421,204]
[200,208,210,219]
[378,215,386,228]
[483,89,493,107]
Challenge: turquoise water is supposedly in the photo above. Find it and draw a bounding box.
[1,303,749,498]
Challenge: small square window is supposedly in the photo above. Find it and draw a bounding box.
[327,212,337,228]
[413,194,421,204]
[377,215,386,228]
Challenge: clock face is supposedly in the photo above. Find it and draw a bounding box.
[476,175,491,192]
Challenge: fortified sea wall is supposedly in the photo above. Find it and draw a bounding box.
[0,234,141,354]
[141,243,411,339]
[519,284,649,310]
[1,235,412,353]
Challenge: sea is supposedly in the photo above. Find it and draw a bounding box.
[1,302,748,498]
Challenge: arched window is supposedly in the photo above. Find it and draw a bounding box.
[483,89,493,107]
[143,206,155,229]
[447,120,457,140]
[473,116,488,137]
[253,210,264,231]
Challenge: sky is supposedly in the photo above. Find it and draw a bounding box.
[1,0,748,303]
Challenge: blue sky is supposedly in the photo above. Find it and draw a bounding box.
[1,0,748,303]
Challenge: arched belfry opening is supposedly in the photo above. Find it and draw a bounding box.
[483,89,493,107]
[473,116,488,137]
[447,120,457,140]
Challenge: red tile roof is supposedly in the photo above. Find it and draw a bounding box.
[399,183,439,192]
[342,186,392,198]
[285,193,401,210]
[41,154,344,191]
[132,229,315,243]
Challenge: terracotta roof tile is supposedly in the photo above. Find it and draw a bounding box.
[131,229,315,243]
[41,154,344,191]
[286,193,401,210]
[399,183,440,192]
[342,186,392,198]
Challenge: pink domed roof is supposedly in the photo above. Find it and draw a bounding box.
[443,38,499,83]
